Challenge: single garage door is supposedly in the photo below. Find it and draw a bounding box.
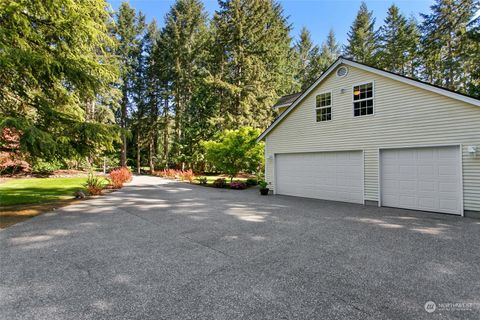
[275,151,364,204]
[380,146,462,215]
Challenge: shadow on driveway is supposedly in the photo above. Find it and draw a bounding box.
[1,175,479,319]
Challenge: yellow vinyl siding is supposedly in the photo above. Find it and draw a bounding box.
[265,64,480,212]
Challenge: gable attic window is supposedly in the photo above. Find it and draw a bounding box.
[353,82,374,116]
[315,92,332,122]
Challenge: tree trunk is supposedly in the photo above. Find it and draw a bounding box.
[149,139,154,174]
[136,134,141,175]
[163,96,169,168]
[120,89,128,167]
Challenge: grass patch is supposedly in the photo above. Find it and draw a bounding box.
[0,177,108,206]
[197,175,248,184]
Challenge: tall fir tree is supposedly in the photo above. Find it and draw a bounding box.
[211,0,294,129]
[0,0,120,163]
[112,2,146,167]
[130,21,161,173]
[318,29,341,72]
[377,5,420,77]
[420,0,479,92]
[143,21,164,173]
[464,13,480,97]
[161,0,210,168]
[344,1,378,65]
[294,27,323,90]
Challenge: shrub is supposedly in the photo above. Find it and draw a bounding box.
[109,167,132,188]
[259,180,268,189]
[201,127,264,181]
[213,178,227,188]
[0,152,30,175]
[179,169,195,183]
[246,178,257,186]
[230,181,247,190]
[196,176,208,185]
[84,173,104,195]
[32,159,62,173]
[159,169,177,179]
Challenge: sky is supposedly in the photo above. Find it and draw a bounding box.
[107,0,435,46]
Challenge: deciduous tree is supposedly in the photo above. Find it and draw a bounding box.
[202,127,264,181]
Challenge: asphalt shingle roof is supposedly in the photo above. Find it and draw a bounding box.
[272,92,302,109]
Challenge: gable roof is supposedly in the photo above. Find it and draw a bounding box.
[272,92,302,110]
[257,57,480,142]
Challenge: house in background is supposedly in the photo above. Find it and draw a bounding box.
[258,57,480,217]
[272,92,302,114]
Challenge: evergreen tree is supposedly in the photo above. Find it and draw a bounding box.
[294,27,317,89]
[404,17,422,78]
[161,0,210,168]
[211,0,294,129]
[377,5,420,76]
[324,29,341,62]
[344,1,378,64]
[143,22,164,173]
[0,0,120,163]
[318,29,341,72]
[112,2,146,167]
[420,0,479,92]
[464,14,480,97]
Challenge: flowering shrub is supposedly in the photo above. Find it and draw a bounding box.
[109,167,132,188]
[158,169,177,179]
[157,169,195,182]
[230,181,247,190]
[85,173,104,195]
[213,178,227,188]
[179,169,195,183]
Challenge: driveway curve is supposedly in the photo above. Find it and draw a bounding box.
[1,175,479,319]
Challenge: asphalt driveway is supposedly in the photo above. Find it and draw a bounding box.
[1,176,479,320]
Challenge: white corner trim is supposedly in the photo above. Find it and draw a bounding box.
[257,58,480,142]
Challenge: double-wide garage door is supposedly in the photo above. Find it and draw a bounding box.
[275,146,462,215]
[380,146,462,215]
[275,151,364,204]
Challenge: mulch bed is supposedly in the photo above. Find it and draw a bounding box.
[0,199,80,229]
[0,188,118,229]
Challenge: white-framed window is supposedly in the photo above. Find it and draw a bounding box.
[353,82,374,116]
[315,92,332,122]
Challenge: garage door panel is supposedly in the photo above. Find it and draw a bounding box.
[439,165,457,176]
[276,151,364,204]
[381,146,461,215]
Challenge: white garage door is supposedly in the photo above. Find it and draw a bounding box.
[275,151,364,204]
[380,146,462,215]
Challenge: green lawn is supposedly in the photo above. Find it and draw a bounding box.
[0,177,105,206]
[196,175,249,183]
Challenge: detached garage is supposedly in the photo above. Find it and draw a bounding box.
[258,57,480,217]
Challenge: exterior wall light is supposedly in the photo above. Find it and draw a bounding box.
[467,145,477,157]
